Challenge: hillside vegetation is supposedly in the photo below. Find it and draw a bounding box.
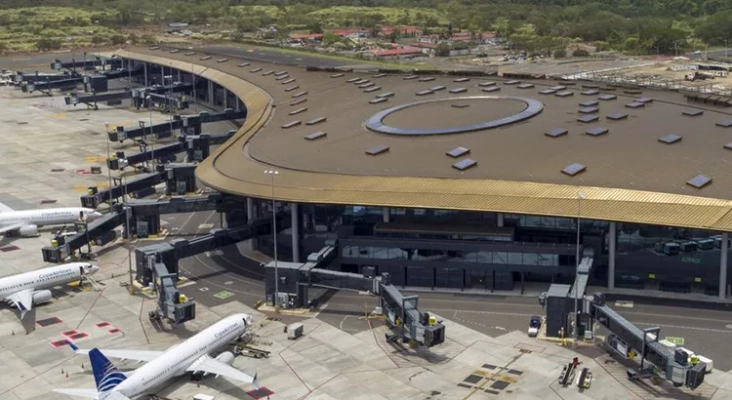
[0,0,730,55]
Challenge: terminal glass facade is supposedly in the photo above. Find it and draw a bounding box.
[247,201,729,297]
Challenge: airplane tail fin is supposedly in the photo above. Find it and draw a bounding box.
[89,348,128,394]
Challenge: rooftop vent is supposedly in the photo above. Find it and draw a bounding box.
[200,56,212,61]
[370,98,388,104]
[687,175,712,189]
[579,100,599,107]
[282,120,301,129]
[562,163,586,176]
[636,97,653,104]
[250,67,262,73]
[289,107,307,115]
[404,75,419,80]
[449,87,467,94]
[347,77,361,83]
[724,142,732,150]
[373,73,387,78]
[262,70,274,76]
[452,158,478,171]
[577,115,599,123]
[546,128,568,138]
[717,120,732,128]
[539,89,558,95]
[274,71,288,76]
[607,112,628,121]
[419,77,436,82]
[454,77,470,83]
[275,75,289,81]
[238,62,250,67]
[170,49,180,53]
[659,134,681,144]
[505,80,520,85]
[482,87,500,93]
[556,91,574,97]
[364,86,381,93]
[216,58,228,63]
[585,127,609,136]
[284,85,300,92]
[306,117,326,125]
[416,90,434,96]
[185,52,196,56]
[305,131,327,141]
[354,79,370,85]
[330,73,345,78]
[293,91,308,98]
[517,83,535,89]
[582,84,599,89]
[430,85,446,91]
[452,104,470,108]
[377,92,395,98]
[366,145,390,155]
[359,82,375,88]
[683,109,703,117]
[282,78,296,84]
[579,107,599,114]
[625,102,645,109]
[582,90,599,95]
[290,98,307,106]
[446,147,470,158]
[550,85,567,91]
[598,94,617,101]
[479,81,496,87]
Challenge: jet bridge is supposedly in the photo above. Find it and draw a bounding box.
[107,109,246,142]
[107,131,237,170]
[263,243,446,348]
[80,171,165,209]
[64,88,132,109]
[40,208,127,263]
[51,57,123,71]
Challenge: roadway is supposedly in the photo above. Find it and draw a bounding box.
[155,209,732,372]
[187,44,366,68]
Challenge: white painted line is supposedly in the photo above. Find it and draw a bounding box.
[224,281,233,285]
[198,223,214,229]
[199,287,209,292]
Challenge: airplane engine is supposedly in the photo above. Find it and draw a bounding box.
[215,351,236,366]
[18,224,38,237]
[32,290,53,305]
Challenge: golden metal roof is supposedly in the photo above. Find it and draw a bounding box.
[116,48,732,231]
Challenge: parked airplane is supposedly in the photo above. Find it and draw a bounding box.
[56,313,259,400]
[0,262,99,319]
[0,202,103,237]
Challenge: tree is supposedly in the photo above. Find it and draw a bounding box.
[554,49,567,58]
[307,20,323,34]
[492,17,511,39]
[435,42,450,56]
[323,31,340,46]
[36,38,61,51]
[510,23,538,52]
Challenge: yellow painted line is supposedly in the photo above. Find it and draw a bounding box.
[50,113,68,119]
[85,156,107,162]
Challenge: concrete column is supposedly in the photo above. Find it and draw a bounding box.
[608,222,616,290]
[177,69,182,82]
[721,232,728,299]
[245,197,255,251]
[207,81,214,105]
[382,207,390,223]
[223,88,228,109]
[497,213,504,227]
[235,96,240,110]
[291,203,300,262]
[143,63,149,86]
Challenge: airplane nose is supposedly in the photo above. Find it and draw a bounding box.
[89,265,100,274]
[91,211,103,219]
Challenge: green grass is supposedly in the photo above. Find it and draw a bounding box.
[308,6,448,25]
[229,5,281,17]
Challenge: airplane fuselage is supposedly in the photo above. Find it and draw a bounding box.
[0,264,86,300]
[115,316,248,398]
[0,207,98,229]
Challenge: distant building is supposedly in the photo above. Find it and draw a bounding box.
[289,33,324,41]
[371,47,423,59]
[167,23,189,34]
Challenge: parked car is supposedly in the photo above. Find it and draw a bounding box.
[528,315,542,337]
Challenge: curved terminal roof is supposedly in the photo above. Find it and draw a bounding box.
[116,47,732,231]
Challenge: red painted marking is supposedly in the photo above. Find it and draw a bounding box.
[247,387,274,399]
[50,340,69,348]
[108,328,121,334]
[95,322,111,328]
[62,330,78,337]
[37,317,63,327]
[69,332,88,340]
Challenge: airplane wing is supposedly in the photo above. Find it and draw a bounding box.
[186,355,259,386]
[0,222,25,235]
[72,348,163,363]
[5,288,34,319]
[52,388,99,399]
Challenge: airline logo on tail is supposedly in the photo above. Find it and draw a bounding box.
[89,348,128,395]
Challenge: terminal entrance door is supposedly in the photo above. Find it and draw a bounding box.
[468,268,493,290]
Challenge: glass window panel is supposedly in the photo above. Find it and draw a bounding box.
[493,252,507,264]
[507,252,522,264]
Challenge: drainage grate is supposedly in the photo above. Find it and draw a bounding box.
[40,199,57,204]
[17,121,28,125]
[51,168,64,172]
[37,317,63,327]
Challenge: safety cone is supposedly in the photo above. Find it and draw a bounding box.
[65,372,69,378]
[61,369,64,375]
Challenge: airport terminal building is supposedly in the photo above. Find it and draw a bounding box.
[116,46,732,299]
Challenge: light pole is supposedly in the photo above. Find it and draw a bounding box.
[145,96,155,170]
[574,192,585,343]
[104,122,112,209]
[264,169,279,308]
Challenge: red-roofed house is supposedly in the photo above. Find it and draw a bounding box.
[332,29,369,39]
[380,26,423,37]
[371,46,423,59]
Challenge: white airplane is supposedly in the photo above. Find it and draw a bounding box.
[0,262,99,319]
[56,313,259,400]
[0,202,103,237]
